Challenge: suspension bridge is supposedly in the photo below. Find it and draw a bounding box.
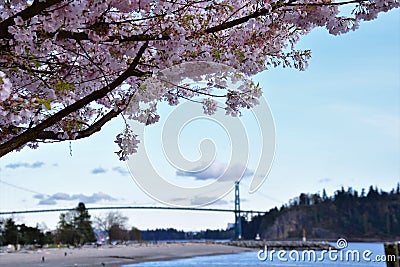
[0,182,266,239]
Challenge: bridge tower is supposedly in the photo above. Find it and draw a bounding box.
[234,181,242,239]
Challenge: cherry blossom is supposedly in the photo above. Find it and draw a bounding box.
[0,0,398,159]
[0,71,12,101]
[202,98,219,115]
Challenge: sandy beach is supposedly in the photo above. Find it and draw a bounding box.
[0,242,253,267]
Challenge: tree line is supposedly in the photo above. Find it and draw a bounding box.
[0,203,141,247]
[140,228,235,241]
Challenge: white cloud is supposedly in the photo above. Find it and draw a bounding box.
[176,161,253,181]
[112,166,130,176]
[33,194,45,199]
[91,167,107,174]
[318,177,331,183]
[37,192,117,205]
[5,161,45,169]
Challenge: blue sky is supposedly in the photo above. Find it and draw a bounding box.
[0,9,399,232]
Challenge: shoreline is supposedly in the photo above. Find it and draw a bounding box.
[1,240,392,266]
[0,242,254,267]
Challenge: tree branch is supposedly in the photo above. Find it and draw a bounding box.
[0,41,149,157]
[0,0,63,39]
[205,7,270,34]
[37,108,122,141]
[56,30,170,43]
[205,0,369,34]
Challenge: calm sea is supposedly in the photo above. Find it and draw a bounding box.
[121,243,387,267]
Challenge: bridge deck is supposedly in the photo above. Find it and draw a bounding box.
[0,206,266,215]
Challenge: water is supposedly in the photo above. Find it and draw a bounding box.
[121,243,387,267]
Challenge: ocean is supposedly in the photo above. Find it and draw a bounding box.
[121,242,388,267]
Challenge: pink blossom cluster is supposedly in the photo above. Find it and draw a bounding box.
[0,0,398,158]
[114,125,140,161]
[0,71,11,101]
[202,98,219,115]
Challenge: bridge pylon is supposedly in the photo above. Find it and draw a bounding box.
[234,181,242,239]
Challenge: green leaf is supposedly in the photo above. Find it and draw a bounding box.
[183,14,194,22]
[212,49,221,60]
[42,99,52,110]
[55,81,72,93]
[37,98,52,110]
[236,49,245,63]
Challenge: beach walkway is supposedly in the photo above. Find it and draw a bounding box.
[0,242,253,267]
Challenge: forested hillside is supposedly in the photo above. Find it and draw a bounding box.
[242,184,400,241]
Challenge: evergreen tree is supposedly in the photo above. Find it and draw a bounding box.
[57,203,95,245]
[3,218,17,246]
[57,212,78,245]
[322,189,328,201]
[73,202,96,245]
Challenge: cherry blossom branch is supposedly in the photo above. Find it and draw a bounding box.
[205,0,370,34]
[0,42,149,157]
[55,30,170,43]
[286,0,368,7]
[159,79,227,98]
[0,0,63,39]
[36,108,122,141]
[0,0,396,159]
